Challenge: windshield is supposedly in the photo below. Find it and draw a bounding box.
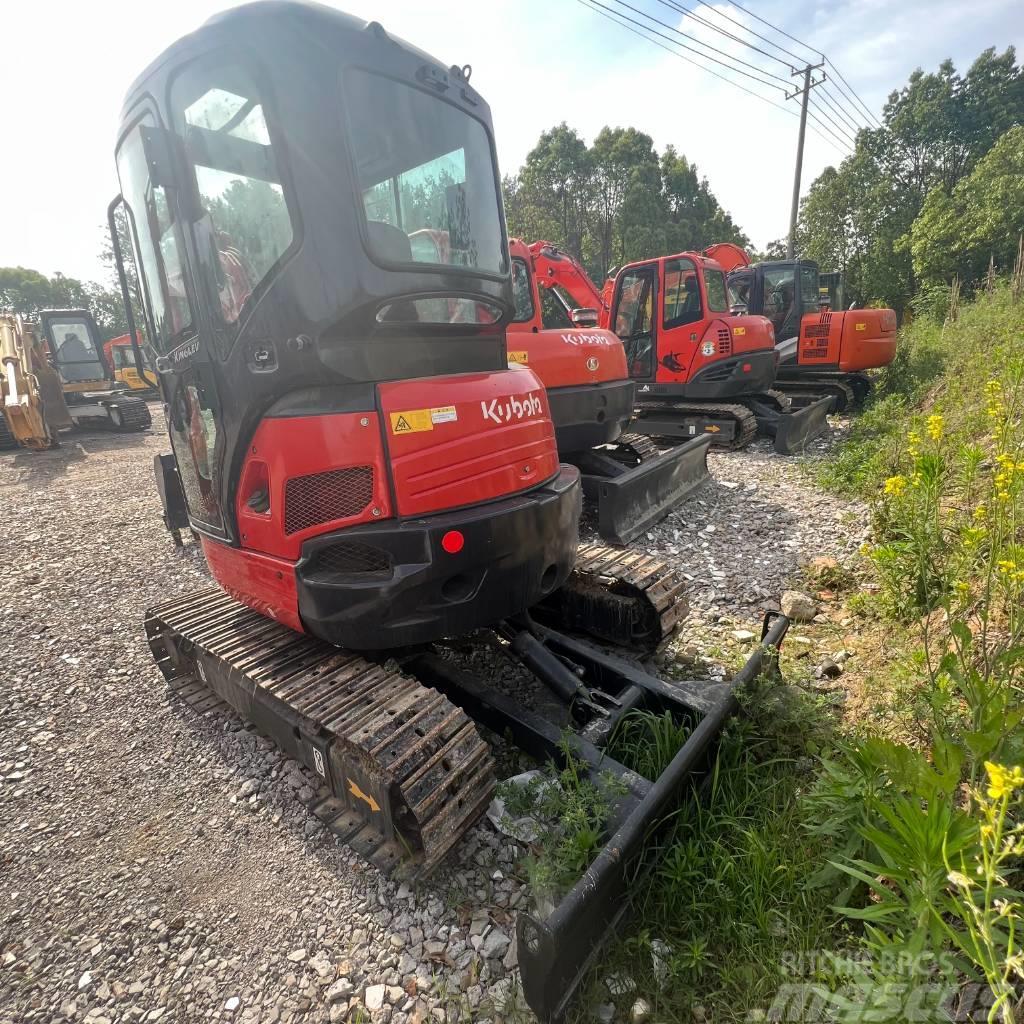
[346,69,505,277]
[46,317,105,382]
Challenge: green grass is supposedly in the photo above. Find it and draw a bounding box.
[819,282,1024,498]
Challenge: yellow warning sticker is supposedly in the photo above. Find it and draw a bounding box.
[855,322,867,331]
[390,409,433,434]
[508,351,529,365]
[733,326,746,336]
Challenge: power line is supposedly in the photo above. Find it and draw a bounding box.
[605,0,794,90]
[653,0,796,72]
[812,89,863,142]
[716,0,882,129]
[722,0,824,63]
[806,103,856,152]
[818,83,870,135]
[826,59,883,128]
[692,0,809,66]
[577,0,790,109]
[574,0,850,156]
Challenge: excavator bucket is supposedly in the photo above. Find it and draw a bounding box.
[577,434,712,546]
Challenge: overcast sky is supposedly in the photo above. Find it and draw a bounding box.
[2,0,1021,284]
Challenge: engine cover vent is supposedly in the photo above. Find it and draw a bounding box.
[284,466,374,535]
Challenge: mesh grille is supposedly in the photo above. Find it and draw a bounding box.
[702,361,734,382]
[717,328,732,355]
[804,312,832,340]
[284,466,374,535]
[306,541,392,581]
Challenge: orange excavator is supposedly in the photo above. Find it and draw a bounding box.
[706,243,897,410]
[524,241,832,454]
[507,238,711,546]
[104,334,159,396]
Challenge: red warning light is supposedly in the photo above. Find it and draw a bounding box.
[742,362,752,372]
[441,530,465,554]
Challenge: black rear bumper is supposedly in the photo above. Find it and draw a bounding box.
[295,467,583,649]
[548,379,635,453]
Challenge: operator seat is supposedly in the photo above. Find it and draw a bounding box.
[368,221,420,323]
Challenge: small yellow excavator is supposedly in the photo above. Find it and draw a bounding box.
[0,308,152,450]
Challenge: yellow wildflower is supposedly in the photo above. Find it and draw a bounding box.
[985,762,1024,800]
[884,475,907,497]
[998,560,1017,575]
[954,581,970,597]
[927,414,944,441]
[973,504,987,521]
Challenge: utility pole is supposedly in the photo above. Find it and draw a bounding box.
[787,61,825,259]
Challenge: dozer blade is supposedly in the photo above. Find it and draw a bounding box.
[581,434,711,546]
[535,543,689,652]
[146,589,495,876]
[752,394,833,455]
[514,613,791,1023]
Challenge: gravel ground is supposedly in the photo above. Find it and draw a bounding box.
[0,410,865,1024]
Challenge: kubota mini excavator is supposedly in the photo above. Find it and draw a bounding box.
[111,6,793,1020]
[526,242,832,454]
[706,243,897,410]
[508,237,711,550]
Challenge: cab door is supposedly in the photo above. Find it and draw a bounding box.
[115,111,226,536]
[612,263,657,381]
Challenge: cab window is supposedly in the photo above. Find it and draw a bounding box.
[511,258,535,323]
[662,258,702,328]
[346,69,505,280]
[47,316,105,382]
[540,289,572,329]
[800,265,820,316]
[704,269,729,313]
[763,266,797,336]
[172,62,295,325]
[115,116,194,352]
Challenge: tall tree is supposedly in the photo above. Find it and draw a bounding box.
[912,125,1024,285]
[798,46,1024,312]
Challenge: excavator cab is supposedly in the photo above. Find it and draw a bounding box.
[38,310,109,386]
[609,253,777,395]
[112,1,579,649]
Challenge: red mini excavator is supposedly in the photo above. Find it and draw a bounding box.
[507,238,711,547]
[110,5,793,1020]
[706,243,897,410]
[526,242,832,454]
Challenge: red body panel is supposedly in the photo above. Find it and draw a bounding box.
[798,308,898,371]
[202,535,303,633]
[378,369,560,517]
[237,412,392,560]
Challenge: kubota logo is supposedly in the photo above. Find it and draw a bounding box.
[560,333,615,347]
[481,391,544,424]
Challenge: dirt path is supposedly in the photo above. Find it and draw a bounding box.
[0,412,864,1024]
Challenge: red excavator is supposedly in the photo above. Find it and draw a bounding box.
[526,241,831,454]
[109,6,792,1020]
[706,243,897,410]
[507,237,711,547]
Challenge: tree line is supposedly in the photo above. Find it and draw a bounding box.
[797,46,1024,315]
[503,124,749,284]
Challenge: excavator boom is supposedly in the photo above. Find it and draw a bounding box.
[0,314,71,450]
